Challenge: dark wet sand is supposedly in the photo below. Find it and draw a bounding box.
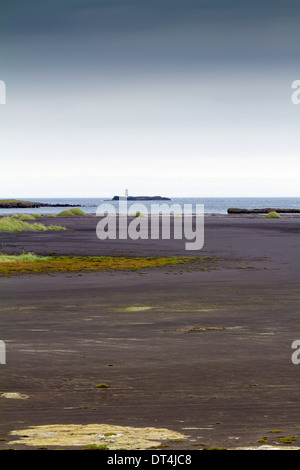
[0,215,300,450]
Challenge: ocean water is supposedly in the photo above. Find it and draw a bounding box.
[1,197,300,215]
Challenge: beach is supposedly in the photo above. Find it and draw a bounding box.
[0,214,299,450]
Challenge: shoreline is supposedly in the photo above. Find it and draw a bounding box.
[1,211,300,218]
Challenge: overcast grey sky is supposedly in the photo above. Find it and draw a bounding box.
[1,0,300,197]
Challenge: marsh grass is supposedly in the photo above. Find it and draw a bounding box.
[11,213,42,221]
[0,216,66,232]
[0,253,52,263]
[57,208,86,216]
[11,214,36,221]
[0,253,217,276]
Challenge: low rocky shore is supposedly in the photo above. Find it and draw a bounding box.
[112,195,171,201]
[0,199,82,209]
[228,207,300,214]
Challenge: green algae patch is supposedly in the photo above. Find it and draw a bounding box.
[277,437,296,444]
[0,254,215,276]
[116,306,154,312]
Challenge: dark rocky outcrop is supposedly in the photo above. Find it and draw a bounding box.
[112,196,171,201]
[0,200,82,209]
[228,208,300,214]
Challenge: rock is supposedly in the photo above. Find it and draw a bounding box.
[1,392,29,399]
[227,208,300,214]
[0,200,82,209]
[112,196,171,201]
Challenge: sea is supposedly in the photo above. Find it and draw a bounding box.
[1,197,300,216]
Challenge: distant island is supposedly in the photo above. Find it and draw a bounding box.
[0,199,82,209]
[112,196,171,201]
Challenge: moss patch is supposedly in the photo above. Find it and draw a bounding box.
[277,437,296,444]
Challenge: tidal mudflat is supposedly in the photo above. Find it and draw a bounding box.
[0,214,299,450]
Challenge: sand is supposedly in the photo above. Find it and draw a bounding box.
[0,214,299,450]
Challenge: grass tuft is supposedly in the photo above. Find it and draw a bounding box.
[265,211,281,218]
[0,216,66,232]
[57,208,86,216]
[11,214,36,221]
[0,252,52,263]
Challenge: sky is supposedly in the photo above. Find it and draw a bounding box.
[1,0,300,198]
